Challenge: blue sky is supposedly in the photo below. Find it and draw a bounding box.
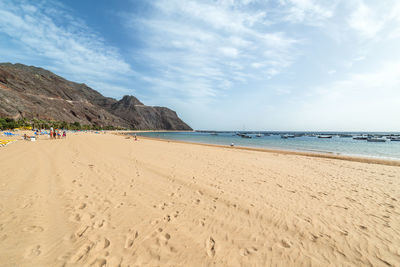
[0,0,399,131]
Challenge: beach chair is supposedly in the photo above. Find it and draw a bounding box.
[0,139,16,147]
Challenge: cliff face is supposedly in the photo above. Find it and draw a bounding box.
[0,63,192,130]
[107,96,192,130]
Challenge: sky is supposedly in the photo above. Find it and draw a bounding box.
[0,0,399,131]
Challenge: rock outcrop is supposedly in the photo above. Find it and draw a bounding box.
[0,63,192,130]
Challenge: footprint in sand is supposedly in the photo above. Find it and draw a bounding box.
[124,230,139,249]
[94,236,111,250]
[359,225,367,230]
[77,203,87,210]
[157,202,169,210]
[150,219,160,225]
[240,247,258,256]
[279,239,293,248]
[24,245,41,258]
[115,202,124,208]
[89,258,107,267]
[75,225,90,238]
[94,219,106,229]
[23,226,44,233]
[198,218,206,227]
[205,237,216,257]
[69,213,81,222]
[70,242,94,263]
[155,231,172,247]
[164,215,172,222]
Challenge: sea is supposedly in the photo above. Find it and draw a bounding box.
[134,131,400,160]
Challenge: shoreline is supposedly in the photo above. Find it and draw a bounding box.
[122,134,400,167]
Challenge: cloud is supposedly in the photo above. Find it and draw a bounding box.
[347,1,383,38]
[347,0,400,40]
[280,0,337,25]
[0,0,134,97]
[124,0,300,101]
[293,62,400,131]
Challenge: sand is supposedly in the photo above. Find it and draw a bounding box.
[0,132,399,266]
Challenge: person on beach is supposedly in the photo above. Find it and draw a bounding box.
[62,131,66,139]
[49,129,53,140]
[53,130,56,139]
[134,134,137,141]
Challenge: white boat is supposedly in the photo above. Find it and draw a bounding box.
[317,135,332,139]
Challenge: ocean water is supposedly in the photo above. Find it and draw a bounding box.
[134,131,400,160]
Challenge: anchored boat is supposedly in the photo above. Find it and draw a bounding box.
[367,137,386,142]
[317,135,332,139]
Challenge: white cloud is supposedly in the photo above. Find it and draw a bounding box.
[0,0,134,97]
[219,47,239,58]
[348,1,383,38]
[125,0,300,101]
[347,0,400,40]
[280,0,337,25]
[328,69,336,75]
[293,62,400,131]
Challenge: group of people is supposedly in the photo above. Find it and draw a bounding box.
[23,130,44,140]
[50,127,66,139]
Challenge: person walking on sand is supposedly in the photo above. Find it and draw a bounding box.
[50,129,53,140]
[134,134,138,141]
[62,131,66,139]
[53,130,57,139]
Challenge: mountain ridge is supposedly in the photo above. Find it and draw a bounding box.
[0,63,192,130]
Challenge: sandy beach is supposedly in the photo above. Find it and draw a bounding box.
[0,132,399,266]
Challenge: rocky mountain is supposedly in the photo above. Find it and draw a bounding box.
[0,63,192,130]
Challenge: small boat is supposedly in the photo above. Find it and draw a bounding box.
[281,134,294,139]
[353,136,368,140]
[390,138,400,142]
[367,138,386,142]
[317,135,332,139]
[256,134,262,137]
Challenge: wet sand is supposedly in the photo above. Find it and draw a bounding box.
[0,132,399,266]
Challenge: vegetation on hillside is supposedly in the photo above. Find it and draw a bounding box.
[0,118,125,131]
